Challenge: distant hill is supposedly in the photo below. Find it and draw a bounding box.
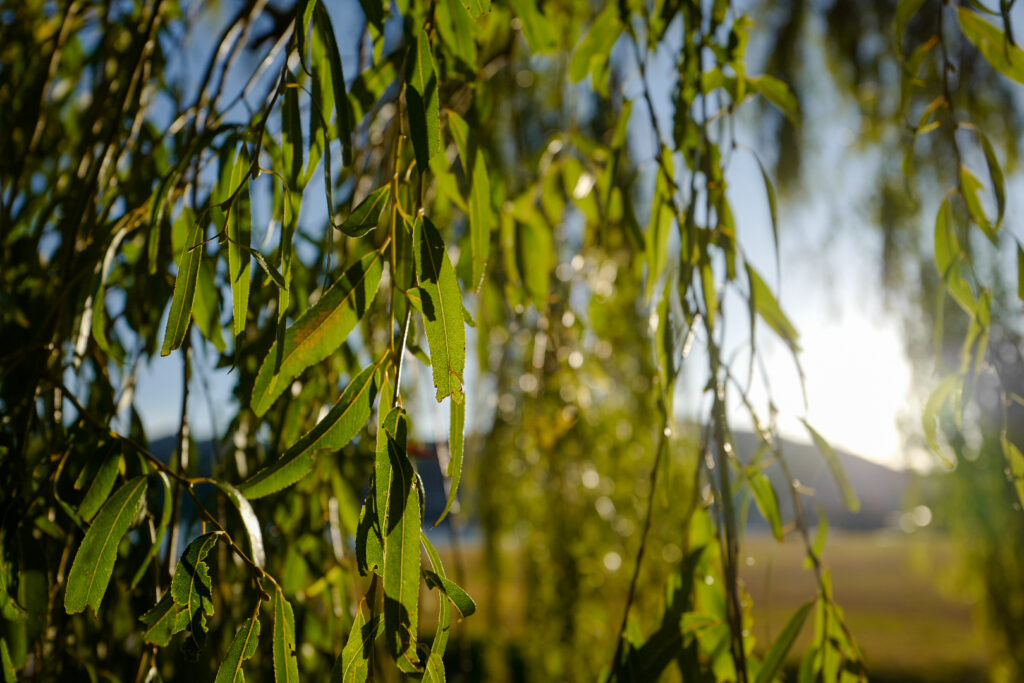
[731,431,910,531]
[147,429,910,531]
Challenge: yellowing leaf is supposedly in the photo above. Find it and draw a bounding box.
[251,250,384,416]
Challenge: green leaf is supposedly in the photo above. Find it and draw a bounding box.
[356,477,384,576]
[241,362,381,498]
[752,152,781,284]
[339,186,390,237]
[170,532,221,646]
[974,127,1006,228]
[755,600,814,683]
[140,592,189,647]
[282,74,303,190]
[251,250,384,416]
[131,472,174,589]
[958,7,1024,84]
[959,166,997,240]
[435,397,464,526]
[923,375,960,467]
[421,534,451,660]
[509,0,556,53]
[334,598,383,683]
[746,264,800,351]
[1,637,16,683]
[1017,244,1024,304]
[423,652,446,683]
[77,450,122,522]
[210,481,265,568]
[933,197,975,312]
[448,111,494,290]
[458,0,490,19]
[64,476,147,615]
[423,570,476,618]
[799,419,860,512]
[296,0,318,73]
[161,216,205,356]
[215,616,261,683]
[569,5,621,88]
[377,410,421,665]
[406,30,441,173]
[273,589,299,683]
[747,470,783,541]
[413,217,466,402]
[894,0,927,43]
[227,146,252,338]
[749,74,800,124]
[313,3,354,165]
[516,218,553,311]
[192,259,226,353]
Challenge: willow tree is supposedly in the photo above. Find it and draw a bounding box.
[1,0,1021,682]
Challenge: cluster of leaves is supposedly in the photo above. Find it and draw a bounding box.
[4,0,1022,681]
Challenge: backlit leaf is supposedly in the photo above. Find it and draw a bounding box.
[273,588,299,683]
[435,397,464,525]
[406,30,441,172]
[160,216,205,356]
[227,145,252,338]
[214,616,261,683]
[192,259,226,353]
[65,476,147,615]
[413,217,466,402]
[241,362,381,498]
[251,249,384,416]
[459,0,490,19]
[747,470,783,541]
[131,472,174,589]
[746,264,800,351]
[210,481,266,568]
[423,570,476,618]
[313,3,354,165]
[755,601,814,683]
[958,8,1024,84]
[340,186,390,237]
[749,74,800,124]
[800,419,859,512]
[334,598,382,683]
[77,450,122,522]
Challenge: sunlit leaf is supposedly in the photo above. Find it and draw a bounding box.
[747,470,783,541]
[77,450,122,522]
[746,264,800,351]
[226,145,252,338]
[749,74,800,124]
[251,250,384,416]
[215,616,261,683]
[413,217,466,402]
[421,534,451,660]
[192,259,226,353]
[755,600,814,683]
[131,472,173,589]
[210,481,266,568]
[423,570,476,618]
[65,476,147,615]
[448,111,493,290]
[161,215,205,356]
[800,419,860,512]
[458,0,490,19]
[958,7,1024,84]
[407,30,441,172]
[435,397,464,525]
[170,532,221,648]
[140,592,188,647]
[334,597,382,682]
[894,0,927,43]
[339,186,390,237]
[933,197,975,313]
[242,362,381,498]
[959,166,997,241]
[313,3,354,165]
[273,589,299,683]
[509,0,556,53]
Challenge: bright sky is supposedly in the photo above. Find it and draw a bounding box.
[129,5,923,471]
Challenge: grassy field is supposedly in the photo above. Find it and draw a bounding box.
[742,532,989,682]
[429,531,991,681]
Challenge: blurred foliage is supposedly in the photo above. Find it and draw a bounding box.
[1,0,1022,681]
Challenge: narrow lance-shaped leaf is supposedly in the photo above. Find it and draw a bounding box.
[958,7,1024,85]
[746,263,800,351]
[131,472,174,589]
[334,597,383,683]
[227,146,252,338]
[77,450,122,522]
[339,186,390,237]
[753,152,781,284]
[210,481,265,568]
[747,470,783,542]
[423,570,476,618]
[251,250,384,416]
[754,600,815,683]
[241,362,381,498]
[192,259,226,353]
[435,397,464,526]
[282,75,303,189]
[215,616,261,683]
[376,409,421,668]
[161,217,205,356]
[170,532,221,646]
[313,3,354,165]
[421,534,451,660]
[65,476,147,615]
[406,30,441,172]
[749,74,800,124]
[459,0,490,19]
[973,127,1006,228]
[448,111,494,290]
[413,217,466,402]
[273,588,299,683]
[799,419,860,512]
